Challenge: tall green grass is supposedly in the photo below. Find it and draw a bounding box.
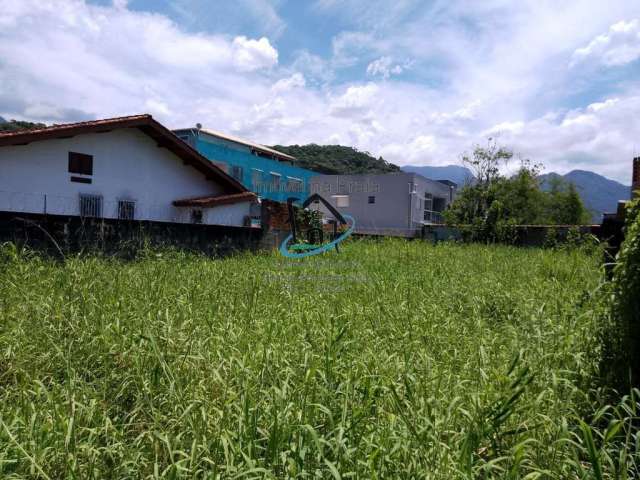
[0,239,637,478]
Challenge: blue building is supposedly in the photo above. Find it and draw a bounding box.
[173,127,315,203]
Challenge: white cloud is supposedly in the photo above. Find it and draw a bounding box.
[366,56,409,79]
[1,0,640,185]
[483,121,525,136]
[272,73,306,93]
[477,95,640,182]
[587,98,620,112]
[378,135,436,164]
[431,101,482,124]
[330,83,379,116]
[571,19,640,67]
[290,50,335,84]
[145,99,171,117]
[0,0,278,124]
[23,103,73,120]
[232,36,278,71]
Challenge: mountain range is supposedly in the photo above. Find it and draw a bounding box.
[402,164,630,223]
[539,170,630,223]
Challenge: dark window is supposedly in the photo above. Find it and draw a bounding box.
[70,176,91,184]
[231,165,243,181]
[368,195,376,204]
[424,193,433,210]
[69,152,93,175]
[433,197,446,212]
[118,200,135,220]
[79,194,102,218]
[191,209,203,224]
[270,173,281,192]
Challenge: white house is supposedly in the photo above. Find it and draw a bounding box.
[0,114,257,227]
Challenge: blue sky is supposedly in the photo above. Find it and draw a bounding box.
[1,0,640,182]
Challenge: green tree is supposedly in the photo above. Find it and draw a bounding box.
[602,198,640,391]
[490,163,546,225]
[445,139,590,242]
[458,138,513,221]
[545,181,591,225]
[271,144,400,174]
[0,119,47,132]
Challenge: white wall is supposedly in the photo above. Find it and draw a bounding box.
[0,128,251,226]
[205,202,253,226]
[309,173,412,234]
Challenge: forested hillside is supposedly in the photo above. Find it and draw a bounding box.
[0,119,47,132]
[271,144,400,175]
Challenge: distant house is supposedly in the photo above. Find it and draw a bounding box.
[0,115,257,227]
[173,127,316,203]
[309,172,456,237]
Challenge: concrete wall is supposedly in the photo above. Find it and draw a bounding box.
[310,173,410,235]
[0,211,260,258]
[0,128,252,226]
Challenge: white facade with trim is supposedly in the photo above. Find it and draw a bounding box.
[0,122,255,227]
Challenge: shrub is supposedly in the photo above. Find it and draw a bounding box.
[602,199,640,391]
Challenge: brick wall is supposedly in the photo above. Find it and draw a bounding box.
[260,199,291,231]
[257,199,288,251]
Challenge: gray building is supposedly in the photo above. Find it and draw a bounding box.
[309,172,456,237]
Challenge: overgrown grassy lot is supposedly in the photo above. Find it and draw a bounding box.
[0,240,637,478]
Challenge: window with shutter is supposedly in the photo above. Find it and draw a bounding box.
[68,152,93,176]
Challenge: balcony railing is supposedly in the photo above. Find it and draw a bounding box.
[423,210,444,224]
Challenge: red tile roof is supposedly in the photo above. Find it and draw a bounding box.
[173,191,257,208]
[0,114,248,194]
